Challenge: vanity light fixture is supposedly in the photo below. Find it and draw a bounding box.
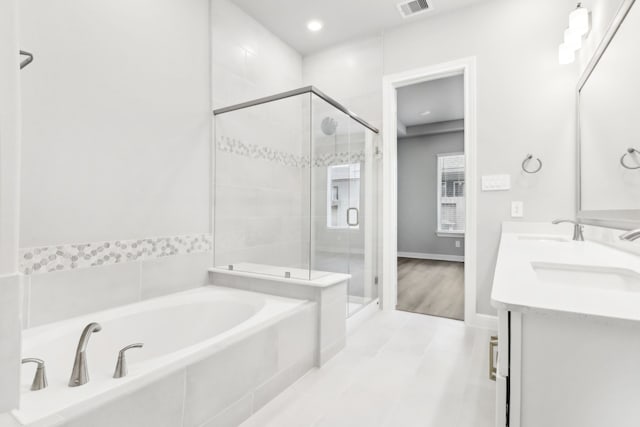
[569,3,590,36]
[558,3,590,64]
[558,44,575,65]
[564,28,582,51]
[307,20,323,32]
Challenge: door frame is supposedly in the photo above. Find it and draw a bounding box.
[381,56,492,329]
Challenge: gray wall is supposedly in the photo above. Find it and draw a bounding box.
[398,131,465,258]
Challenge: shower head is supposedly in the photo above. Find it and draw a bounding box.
[321,117,338,136]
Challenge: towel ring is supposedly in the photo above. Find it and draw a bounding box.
[522,154,542,174]
[620,148,640,170]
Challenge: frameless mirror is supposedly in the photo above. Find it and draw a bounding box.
[578,0,640,229]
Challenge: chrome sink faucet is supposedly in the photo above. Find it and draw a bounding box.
[552,219,584,241]
[69,322,102,387]
[620,229,640,242]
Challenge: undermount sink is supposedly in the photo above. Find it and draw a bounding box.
[531,262,640,293]
[518,235,569,242]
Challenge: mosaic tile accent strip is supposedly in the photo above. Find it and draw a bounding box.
[311,151,365,167]
[216,136,366,168]
[216,136,308,168]
[20,234,213,275]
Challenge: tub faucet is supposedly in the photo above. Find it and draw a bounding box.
[22,358,48,391]
[69,322,102,387]
[552,219,584,241]
[620,229,640,242]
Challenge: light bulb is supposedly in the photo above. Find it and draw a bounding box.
[307,20,323,32]
[569,4,589,36]
[564,28,582,51]
[558,43,575,65]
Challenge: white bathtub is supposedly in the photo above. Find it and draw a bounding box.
[13,286,314,426]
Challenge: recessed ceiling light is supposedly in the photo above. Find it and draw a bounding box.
[420,110,431,116]
[307,20,323,32]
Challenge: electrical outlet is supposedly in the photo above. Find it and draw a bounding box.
[511,201,524,218]
[455,240,461,248]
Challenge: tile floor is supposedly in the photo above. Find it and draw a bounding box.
[241,310,496,427]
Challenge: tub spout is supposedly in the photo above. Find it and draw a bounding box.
[68,322,102,387]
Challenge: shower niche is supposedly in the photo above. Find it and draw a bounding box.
[213,87,379,316]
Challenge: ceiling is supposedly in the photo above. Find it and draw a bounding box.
[397,75,464,128]
[231,0,485,55]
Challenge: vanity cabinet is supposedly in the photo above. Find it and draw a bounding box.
[495,308,640,427]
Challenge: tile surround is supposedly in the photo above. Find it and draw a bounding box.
[27,262,140,327]
[216,136,366,169]
[22,251,213,328]
[19,234,212,276]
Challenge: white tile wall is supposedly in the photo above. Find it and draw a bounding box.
[183,328,279,426]
[27,263,140,327]
[303,37,383,129]
[15,0,214,332]
[62,371,187,427]
[209,271,346,367]
[211,0,302,109]
[212,2,307,272]
[23,251,213,328]
[19,0,211,248]
[0,275,21,413]
[140,252,212,300]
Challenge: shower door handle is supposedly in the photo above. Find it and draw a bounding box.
[347,208,359,226]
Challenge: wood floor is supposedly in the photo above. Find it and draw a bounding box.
[397,258,464,320]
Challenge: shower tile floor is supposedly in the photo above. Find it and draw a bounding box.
[241,310,496,427]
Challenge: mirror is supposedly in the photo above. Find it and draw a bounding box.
[578,0,640,229]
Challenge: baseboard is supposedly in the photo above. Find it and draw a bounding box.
[347,299,380,334]
[465,312,498,331]
[397,252,464,263]
[348,295,367,304]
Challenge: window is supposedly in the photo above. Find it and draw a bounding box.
[437,153,465,234]
[327,163,360,229]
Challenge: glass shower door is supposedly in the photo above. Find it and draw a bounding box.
[310,92,378,317]
[345,118,377,316]
[310,96,351,285]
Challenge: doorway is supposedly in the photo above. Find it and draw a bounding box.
[395,75,465,320]
[381,57,488,328]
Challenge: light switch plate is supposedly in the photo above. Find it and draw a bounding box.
[482,174,511,191]
[511,201,524,218]
[455,240,461,248]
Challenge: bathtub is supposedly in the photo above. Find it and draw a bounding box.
[13,286,317,426]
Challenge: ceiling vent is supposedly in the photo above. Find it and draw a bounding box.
[397,0,431,18]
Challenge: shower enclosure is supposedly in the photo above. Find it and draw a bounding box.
[213,87,379,317]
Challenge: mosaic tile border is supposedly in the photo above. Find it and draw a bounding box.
[216,136,366,168]
[216,136,308,168]
[20,234,213,275]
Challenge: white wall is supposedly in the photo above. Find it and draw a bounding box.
[0,0,22,412]
[383,0,601,315]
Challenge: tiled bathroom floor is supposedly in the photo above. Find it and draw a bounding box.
[241,310,496,427]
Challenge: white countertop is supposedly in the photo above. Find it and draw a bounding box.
[491,222,640,322]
